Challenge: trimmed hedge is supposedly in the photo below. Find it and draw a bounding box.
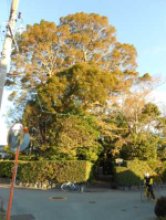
[0,160,92,185]
[0,161,13,178]
[115,159,157,186]
[159,161,166,182]
[146,160,166,183]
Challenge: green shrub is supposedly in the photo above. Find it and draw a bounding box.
[146,159,162,173]
[115,167,137,186]
[146,159,163,183]
[127,159,156,178]
[148,161,166,183]
[159,162,166,182]
[0,160,92,184]
[115,159,156,186]
[0,160,14,178]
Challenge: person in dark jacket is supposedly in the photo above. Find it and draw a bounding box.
[144,172,155,200]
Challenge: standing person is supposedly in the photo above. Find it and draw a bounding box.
[144,172,155,200]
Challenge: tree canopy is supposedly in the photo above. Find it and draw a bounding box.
[6,12,166,162]
[37,63,118,114]
[10,13,137,94]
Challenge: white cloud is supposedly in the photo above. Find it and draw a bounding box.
[148,89,166,114]
[143,46,166,56]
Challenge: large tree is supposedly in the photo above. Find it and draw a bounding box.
[9,13,137,107]
[8,12,163,162]
[22,63,117,159]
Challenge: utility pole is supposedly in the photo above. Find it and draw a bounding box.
[0,0,20,109]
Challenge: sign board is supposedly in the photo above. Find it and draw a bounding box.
[115,158,124,166]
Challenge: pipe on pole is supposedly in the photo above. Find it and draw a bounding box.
[0,0,20,109]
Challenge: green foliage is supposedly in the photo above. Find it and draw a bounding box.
[0,160,14,178]
[140,102,161,124]
[8,12,165,164]
[22,63,118,161]
[121,133,159,160]
[18,160,92,184]
[115,166,141,186]
[115,159,156,186]
[0,160,92,184]
[10,13,138,120]
[157,140,166,161]
[76,147,101,162]
[142,103,161,117]
[146,159,163,175]
[49,115,102,162]
[23,105,102,161]
[139,73,152,81]
[37,63,117,113]
[159,162,166,182]
[116,159,166,185]
[127,159,156,177]
[97,98,161,161]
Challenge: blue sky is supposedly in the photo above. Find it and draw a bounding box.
[0,0,166,144]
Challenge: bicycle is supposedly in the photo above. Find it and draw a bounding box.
[61,182,84,192]
[140,185,155,201]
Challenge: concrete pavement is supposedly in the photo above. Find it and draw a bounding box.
[0,187,165,220]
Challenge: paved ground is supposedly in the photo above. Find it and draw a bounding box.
[0,186,165,220]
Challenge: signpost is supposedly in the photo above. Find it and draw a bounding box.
[6,123,30,220]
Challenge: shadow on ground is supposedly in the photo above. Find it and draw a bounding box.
[11,214,35,220]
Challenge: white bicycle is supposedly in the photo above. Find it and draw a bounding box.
[61,182,84,192]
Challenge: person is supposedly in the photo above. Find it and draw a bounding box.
[144,172,155,200]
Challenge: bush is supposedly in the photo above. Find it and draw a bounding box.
[0,160,14,178]
[127,159,156,178]
[154,197,166,218]
[0,160,92,185]
[115,167,141,186]
[146,159,161,171]
[160,162,166,182]
[115,159,156,186]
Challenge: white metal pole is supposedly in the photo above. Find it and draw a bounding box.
[0,0,20,109]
